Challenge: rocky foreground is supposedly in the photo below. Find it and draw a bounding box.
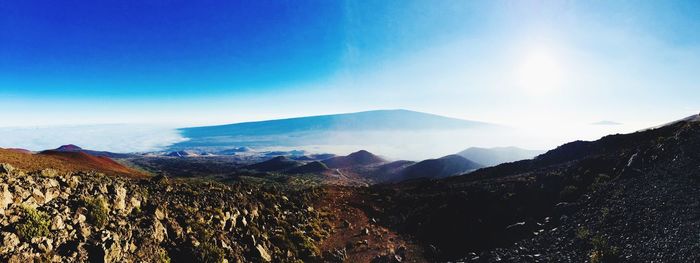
[0,163,328,262]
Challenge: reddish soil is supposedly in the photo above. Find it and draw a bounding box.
[0,148,145,178]
[2,148,32,154]
[316,186,427,262]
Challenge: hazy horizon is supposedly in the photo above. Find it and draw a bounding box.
[0,108,674,160]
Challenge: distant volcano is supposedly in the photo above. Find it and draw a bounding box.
[169,110,501,160]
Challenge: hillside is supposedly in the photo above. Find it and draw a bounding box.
[363,115,700,261]
[367,160,417,183]
[4,115,700,262]
[53,144,134,159]
[322,150,386,169]
[457,146,543,167]
[286,161,331,175]
[245,156,301,172]
[0,148,144,178]
[397,155,482,181]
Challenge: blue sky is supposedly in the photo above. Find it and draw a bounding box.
[1,0,699,130]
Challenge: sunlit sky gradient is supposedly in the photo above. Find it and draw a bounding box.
[1,1,699,150]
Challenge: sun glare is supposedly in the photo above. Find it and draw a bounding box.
[516,49,564,94]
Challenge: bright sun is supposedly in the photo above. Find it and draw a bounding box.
[516,50,564,94]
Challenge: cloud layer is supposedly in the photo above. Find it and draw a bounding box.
[0,124,187,152]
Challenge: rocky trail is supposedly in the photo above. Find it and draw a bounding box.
[316,186,426,262]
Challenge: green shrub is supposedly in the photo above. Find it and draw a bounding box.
[194,240,225,263]
[158,248,171,263]
[589,235,620,263]
[576,226,590,240]
[559,185,579,201]
[590,174,611,191]
[16,205,50,241]
[83,196,109,228]
[290,230,320,260]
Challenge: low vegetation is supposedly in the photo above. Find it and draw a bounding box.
[83,196,109,228]
[16,205,50,241]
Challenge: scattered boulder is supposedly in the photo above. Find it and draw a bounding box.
[0,232,20,253]
[99,232,122,263]
[0,162,327,262]
[256,244,272,262]
[39,168,58,177]
[112,185,127,212]
[0,184,13,210]
[50,216,65,231]
[0,163,15,174]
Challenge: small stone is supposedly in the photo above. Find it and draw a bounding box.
[0,184,13,211]
[151,174,168,184]
[250,207,259,219]
[101,234,122,263]
[51,216,65,230]
[256,244,272,262]
[166,218,184,239]
[112,189,127,215]
[97,183,108,194]
[32,189,46,204]
[38,238,53,252]
[40,168,58,177]
[152,217,168,242]
[0,163,15,174]
[14,185,30,200]
[44,188,60,204]
[155,207,166,220]
[361,227,369,236]
[75,207,87,224]
[79,224,91,239]
[1,232,20,253]
[129,197,141,212]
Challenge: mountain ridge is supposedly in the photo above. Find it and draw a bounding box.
[169,110,498,151]
[457,146,543,167]
[179,109,493,134]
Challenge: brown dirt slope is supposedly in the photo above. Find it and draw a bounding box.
[0,148,145,177]
[316,186,427,262]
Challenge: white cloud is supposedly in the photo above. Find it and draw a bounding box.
[0,124,186,152]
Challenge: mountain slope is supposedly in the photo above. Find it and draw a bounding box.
[285,161,331,175]
[52,144,133,158]
[457,146,543,167]
[367,160,417,183]
[170,110,495,149]
[0,148,144,177]
[246,156,301,172]
[322,150,386,169]
[365,115,700,261]
[180,109,490,137]
[398,154,482,181]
